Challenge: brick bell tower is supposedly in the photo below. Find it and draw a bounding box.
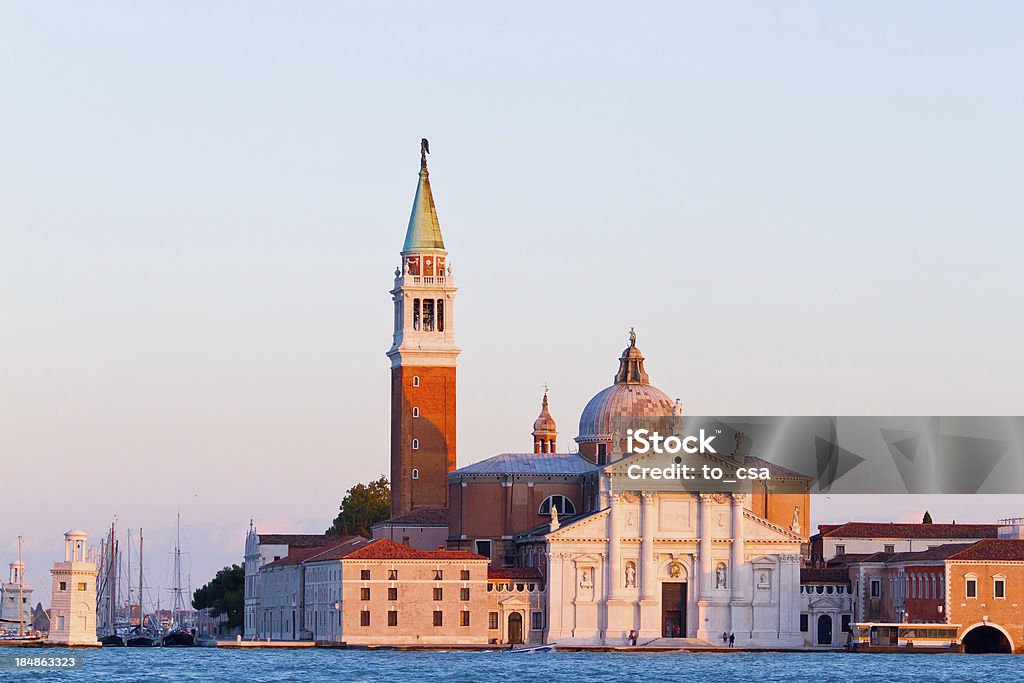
[386,139,460,517]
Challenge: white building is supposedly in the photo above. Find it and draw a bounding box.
[810,522,999,564]
[528,490,804,646]
[48,529,98,646]
[799,567,853,647]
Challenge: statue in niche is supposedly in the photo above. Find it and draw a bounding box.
[757,570,771,590]
[579,567,593,587]
[715,562,728,589]
[625,561,637,588]
[791,506,801,535]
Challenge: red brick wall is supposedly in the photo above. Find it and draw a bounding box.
[391,365,456,516]
[947,561,1024,653]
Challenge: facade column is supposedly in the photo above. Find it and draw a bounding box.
[545,551,564,642]
[604,494,625,643]
[696,493,715,640]
[638,491,659,639]
[729,493,752,641]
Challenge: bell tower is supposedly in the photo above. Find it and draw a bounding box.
[386,139,460,517]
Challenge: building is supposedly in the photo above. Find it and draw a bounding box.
[451,336,811,646]
[1,560,32,630]
[810,522,998,564]
[47,529,99,645]
[253,537,489,645]
[386,140,459,519]
[487,567,546,645]
[243,528,339,637]
[945,539,1024,653]
[799,567,853,648]
[371,507,449,552]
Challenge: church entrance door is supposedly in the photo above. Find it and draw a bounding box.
[508,612,523,644]
[661,582,687,638]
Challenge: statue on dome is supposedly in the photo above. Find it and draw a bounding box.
[629,327,637,347]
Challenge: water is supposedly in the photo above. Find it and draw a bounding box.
[1,648,1020,682]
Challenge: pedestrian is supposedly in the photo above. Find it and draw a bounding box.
[722,631,728,644]
[728,633,735,648]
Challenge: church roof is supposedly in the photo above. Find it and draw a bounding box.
[402,143,445,253]
[451,452,598,477]
[947,539,1024,562]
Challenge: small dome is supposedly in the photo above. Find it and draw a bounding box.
[65,528,87,538]
[576,332,677,444]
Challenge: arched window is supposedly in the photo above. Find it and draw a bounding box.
[412,439,419,450]
[538,495,576,516]
[411,469,419,480]
[412,407,419,418]
[412,376,420,387]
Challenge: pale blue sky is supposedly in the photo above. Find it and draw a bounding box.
[2,2,1023,597]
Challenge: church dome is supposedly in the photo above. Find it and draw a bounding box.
[576,332,679,444]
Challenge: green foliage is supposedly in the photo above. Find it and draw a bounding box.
[192,564,244,630]
[922,510,933,524]
[326,475,390,537]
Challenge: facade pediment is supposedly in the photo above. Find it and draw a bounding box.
[547,510,609,542]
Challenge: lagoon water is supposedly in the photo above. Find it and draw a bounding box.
[1,648,1020,682]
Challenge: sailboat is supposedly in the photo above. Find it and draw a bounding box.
[97,521,125,646]
[161,513,194,647]
[0,536,42,642]
[125,528,157,647]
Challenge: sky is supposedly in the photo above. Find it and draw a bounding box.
[2,2,1023,603]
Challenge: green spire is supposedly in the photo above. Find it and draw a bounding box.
[402,139,446,253]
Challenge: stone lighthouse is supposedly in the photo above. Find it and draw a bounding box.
[48,529,99,645]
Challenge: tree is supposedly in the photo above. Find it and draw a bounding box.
[326,475,391,537]
[922,510,933,524]
[192,564,244,632]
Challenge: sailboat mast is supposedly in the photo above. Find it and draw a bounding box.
[18,535,24,637]
[138,529,144,630]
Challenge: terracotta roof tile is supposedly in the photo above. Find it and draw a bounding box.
[341,538,486,561]
[372,507,449,527]
[948,539,1024,561]
[257,533,334,548]
[816,522,998,540]
[261,535,366,569]
[488,567,544,581]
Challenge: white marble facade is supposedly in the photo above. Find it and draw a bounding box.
[543,491,804,646]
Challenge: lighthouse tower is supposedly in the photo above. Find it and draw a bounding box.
[48,529,98,645]
[386,140,460,517]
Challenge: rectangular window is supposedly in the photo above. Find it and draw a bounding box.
[800,614,809,632]
[360,611,370,627]
[994,579,1005,599]
[531,611,544,630]
[434,569,443,581]
[460,587,470,601]
[437,300,444,332]
[413,298,421,330]
[389,569,398,581]
[361,569,371,581]
[388,610,398,627]
[422,298,434,331]
[870,580,881,598]
[841,615,852,632]
[835,545,846,556]
[77,582,87,591]
[433,611,443,627]
[475,540,491,560]
[388,587,398,601]
[489,612,499,630]
[434,587,443,601]
[361,588,370,601]
[59,581,67,591]
[966,579,977,598]
[460,611,470,627]
[596,443,607,464]
[461,569,470,581]
[884,545,895,554]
